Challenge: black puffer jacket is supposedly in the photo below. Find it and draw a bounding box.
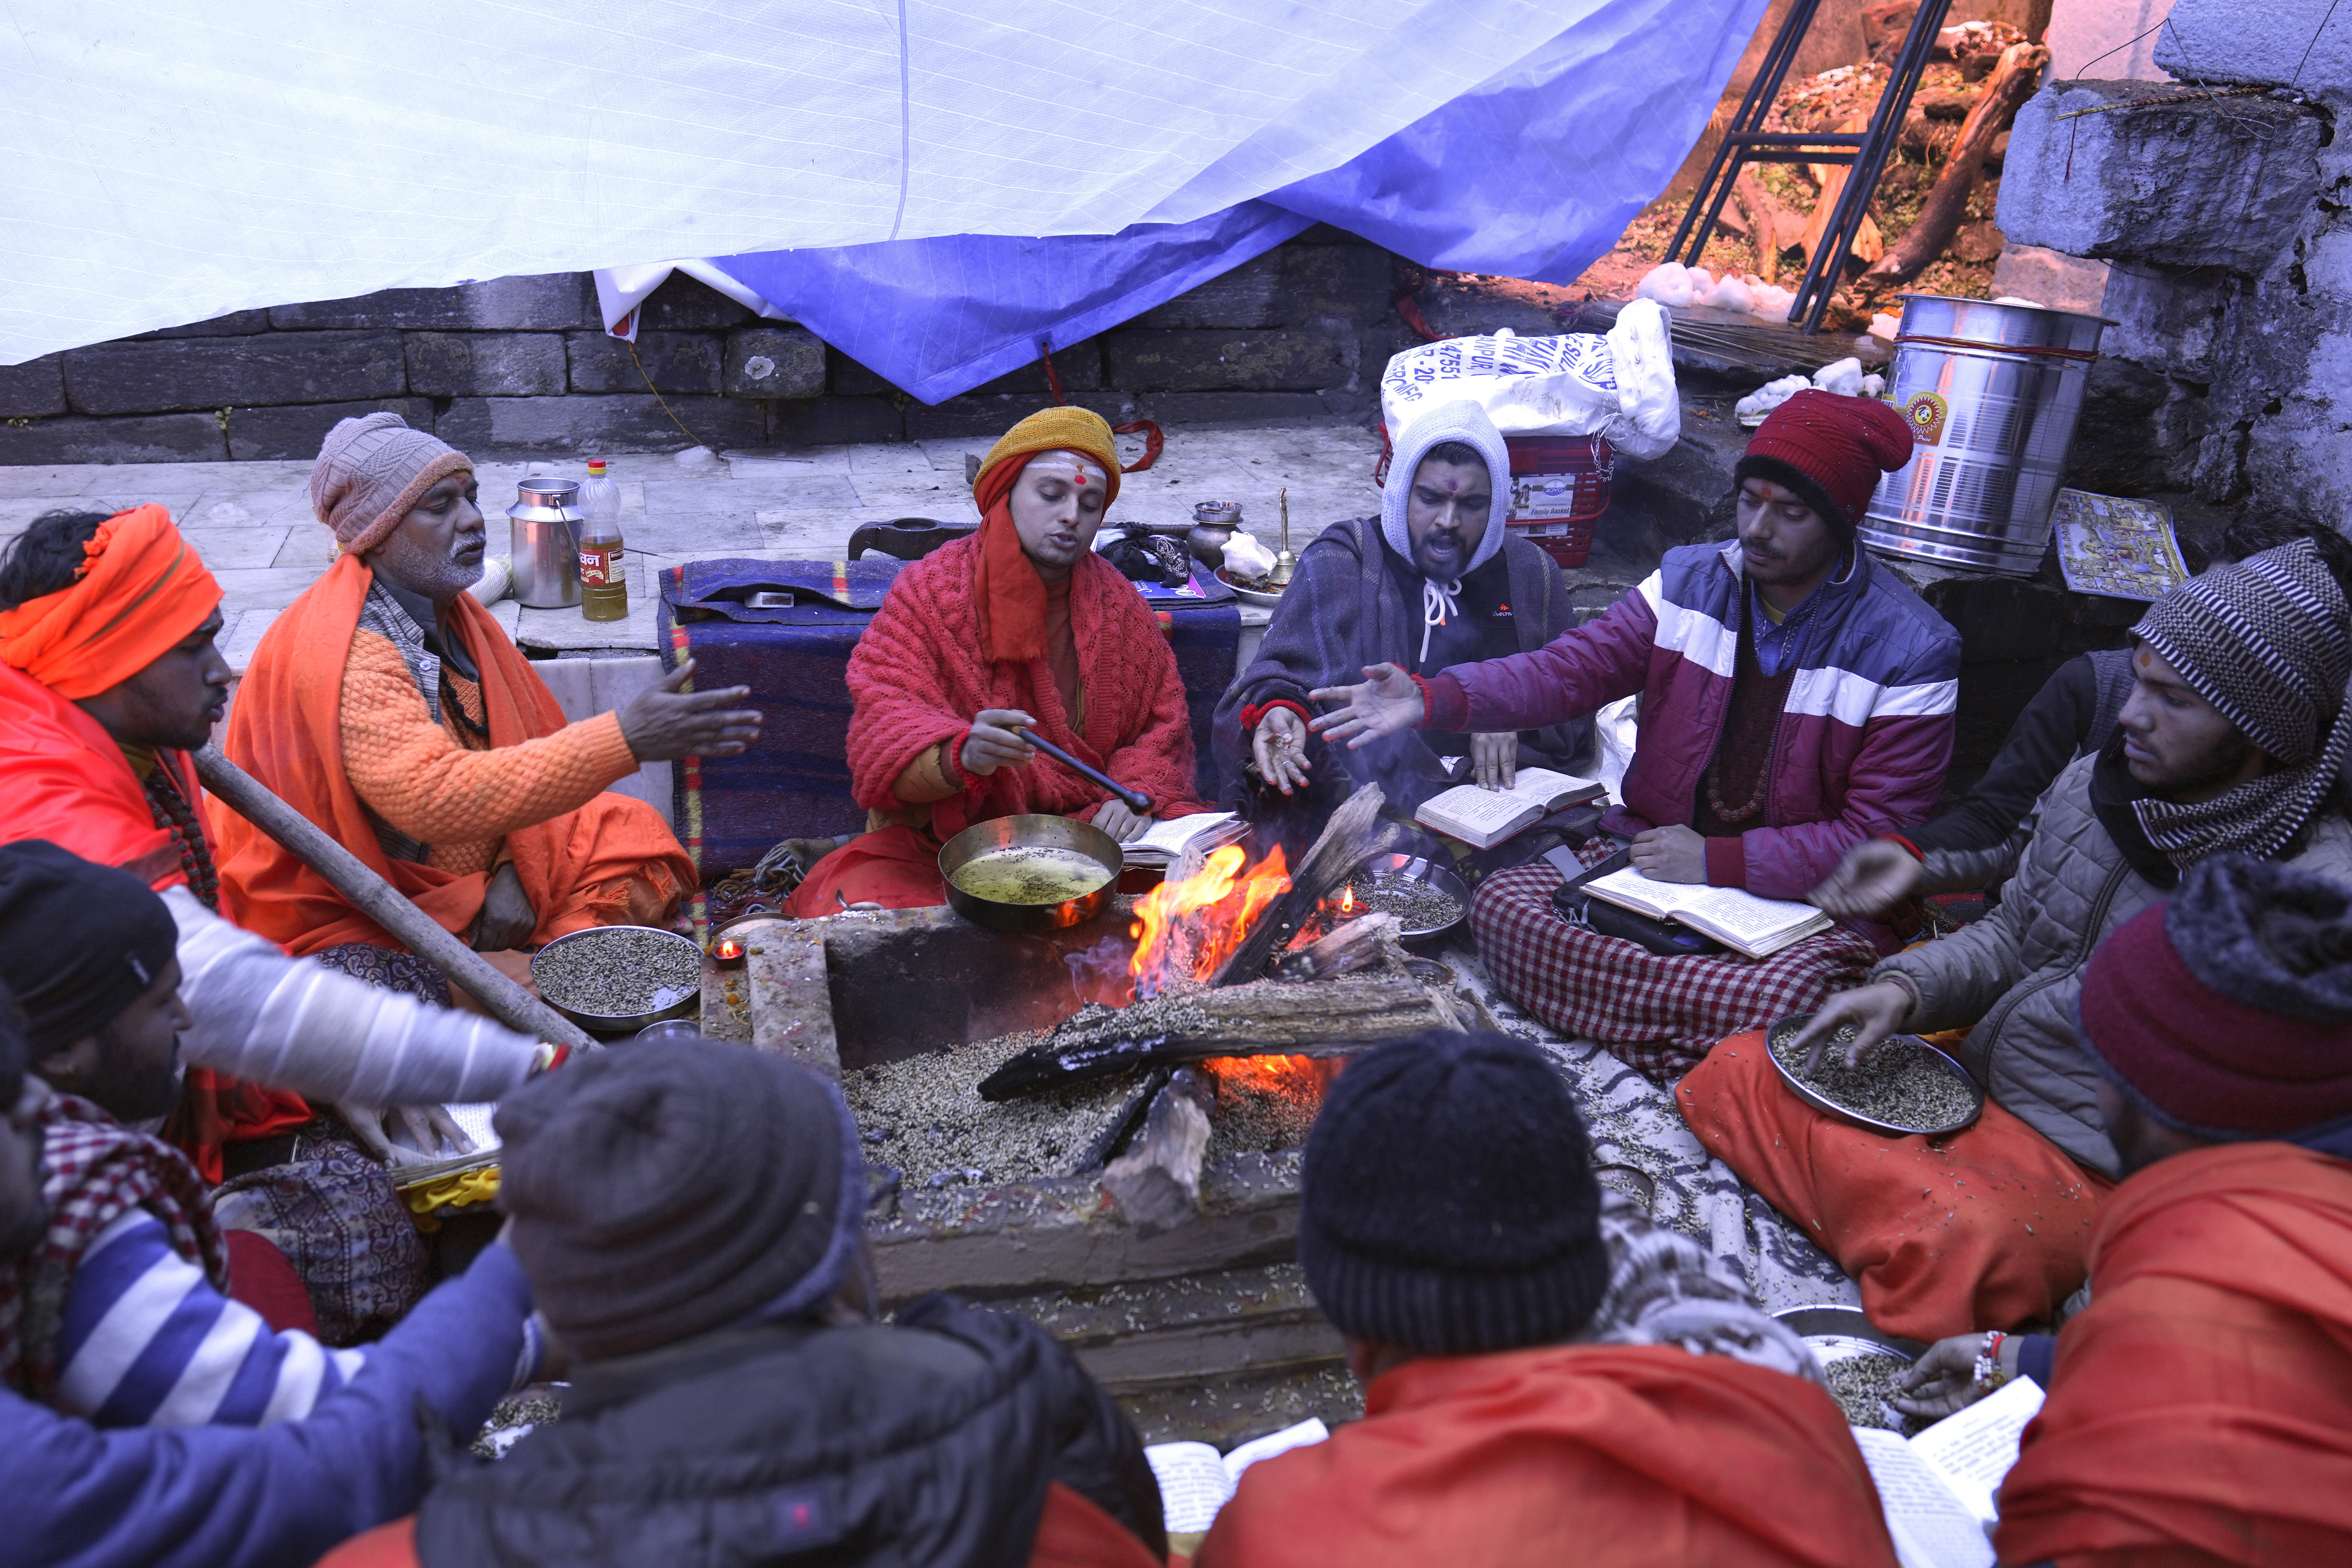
[415,1294,1165,1568]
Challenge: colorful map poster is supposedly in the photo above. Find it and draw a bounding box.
[2053,489,2190,601]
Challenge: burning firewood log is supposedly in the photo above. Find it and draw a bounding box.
[1101,1068,1214,1235]
[1274,911,1403,983]
[1857,40,2048,295]
[975,970,1447,1100]
[1208,783,1405,989]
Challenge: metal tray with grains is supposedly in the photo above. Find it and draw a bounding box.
[1765,1013,1984,1137]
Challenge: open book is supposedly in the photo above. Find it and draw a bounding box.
[1145,1418,1328,1549]
[1580,866,1833,959]
[1855,1378,2045,1568]
[1414,767,1606,849]
[387,1102,502,1190]
[1123,809,1250,867]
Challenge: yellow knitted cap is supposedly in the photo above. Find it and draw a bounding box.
[975,407,1122,507]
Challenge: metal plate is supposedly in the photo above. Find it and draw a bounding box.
[1772,1304,1928,1360]
[1767,1012,1985,1138]
[1357,851,1472,942]
[531,924,705,1036]
[1215,569,1286,608]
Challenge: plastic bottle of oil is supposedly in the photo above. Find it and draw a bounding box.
[577,457,628,622]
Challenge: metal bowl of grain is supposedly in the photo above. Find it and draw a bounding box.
[1766,1013,1984,1138]
[530,925,705,1036]
[1342,853,1471,942]
[1773,1305,1927,1430]
[938,815,1124,934]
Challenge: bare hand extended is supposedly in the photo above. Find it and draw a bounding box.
[469,861,536,951]
[1790,980,1917,1078]
[1891,1332,2019,1421]
[1629,824,1707,884]
[336,1102,478,1168]
[962,709,1039,775]
[1470,732,1519,791]
[1253,706,1313,794]
[1811,838,1927,919]
[618,659,763,761]
[1093,799,1155,843]
[1308,664,1426,749]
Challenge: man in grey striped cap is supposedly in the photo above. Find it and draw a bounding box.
[1686,532,2352,1344]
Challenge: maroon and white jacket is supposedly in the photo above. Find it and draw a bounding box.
[1420,539,1961,899]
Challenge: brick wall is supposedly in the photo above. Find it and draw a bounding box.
[0,227,1415,465]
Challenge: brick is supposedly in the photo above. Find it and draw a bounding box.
[724,327,827,399]
[131,309,276,339]
[1998,83,2324,274]
[1104,327,1348,393]
[0,355,66,418]
[0,412,227,465]
[405,333,567,397]
[566,332,724,395]
[1127,391,1331,426]
[64,331,406,414]
[269,274,594,332]
[834,341,1106,400]
[1135,244,1396,330]
[225,398,435,462]
[435,394,767,456]
[633,272,753,331]
[902,391,1130,441]
[771,397,905,447]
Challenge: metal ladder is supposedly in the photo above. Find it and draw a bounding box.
[1667,0,1956,333]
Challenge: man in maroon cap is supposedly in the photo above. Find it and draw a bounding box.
[1313,391,1958,1079]
[1888,854,2352,1567]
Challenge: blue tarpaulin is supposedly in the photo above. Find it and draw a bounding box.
[692,0,1767,405]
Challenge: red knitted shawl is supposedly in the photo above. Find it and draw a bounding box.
[845,535,1208,837]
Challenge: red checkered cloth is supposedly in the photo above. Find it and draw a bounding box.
[1471,857,1880,1083]
[0,1089,228,1400]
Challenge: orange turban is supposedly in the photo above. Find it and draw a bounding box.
[972,407,1123,665]
[0,505,221,699]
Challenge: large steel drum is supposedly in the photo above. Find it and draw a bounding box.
[1861,295,2108,578]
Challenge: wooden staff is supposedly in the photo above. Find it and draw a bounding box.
[193,746,596,1051]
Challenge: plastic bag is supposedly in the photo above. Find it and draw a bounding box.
[1379,299,1680,461]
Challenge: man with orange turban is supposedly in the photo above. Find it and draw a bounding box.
[786,407,1212,915]
[217,414,750,976]
[0,505,549,1181]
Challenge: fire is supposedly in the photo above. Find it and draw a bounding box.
[1201,1053,1344,1093]
[1129,843,1290,997]
[1340,885,1354,914]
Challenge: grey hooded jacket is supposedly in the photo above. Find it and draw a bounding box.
[1880,752,2352,1177]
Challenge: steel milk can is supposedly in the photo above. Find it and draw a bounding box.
[509,477,584,608]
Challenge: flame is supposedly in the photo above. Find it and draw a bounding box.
[1201,1052,1347,1099]
[1340,885,1355,914]
[1128,843,1290,996]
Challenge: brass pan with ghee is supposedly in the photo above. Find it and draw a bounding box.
[938,815,1124,932]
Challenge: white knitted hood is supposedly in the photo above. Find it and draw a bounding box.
[1382,399,1510,579]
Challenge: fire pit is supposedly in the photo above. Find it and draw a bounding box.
[701,788,1481,1440]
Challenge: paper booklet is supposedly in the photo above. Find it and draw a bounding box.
[1145,1418,1329,1545]
[1414,767,1607,850]
[388,1102,502,1190]
[1854,1378,2045,1568]
[1579,865,1833,959]
[1122,810,1249,866]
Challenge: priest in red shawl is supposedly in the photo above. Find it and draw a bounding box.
[787,407,1210,915]
[217,414,743,975]
[0,505,546,1181]
[1889,854,2352,1568]
[1194,1028,1900,1568]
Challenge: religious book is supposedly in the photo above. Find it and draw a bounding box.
[1122,809,1250,868]
[1578,866,1832,959]
[1853,1378,2046,1568]
[2052,489,2190,601]
[1145,1418,1329,1551]
[1414,767,1607,849]
[387,1101,502,1190]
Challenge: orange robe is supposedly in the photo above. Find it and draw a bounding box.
[0,662,310,1179]
[1194,1343,1900,1568]
[1995,1142,2352,1568]
[1676,1030,2111,1339]
[214,555,693,957]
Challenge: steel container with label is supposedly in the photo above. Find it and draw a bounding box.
[509,476,583,608]
[1861,295,2108,578]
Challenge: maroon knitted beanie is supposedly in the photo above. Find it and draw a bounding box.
[1735,389,1915,536]
[2078,855,2352,1138]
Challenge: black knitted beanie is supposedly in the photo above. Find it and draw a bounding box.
[1297,1029,1610,1357]
[494,1039,866,1360]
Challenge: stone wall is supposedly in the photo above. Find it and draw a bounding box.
[1998,4,2348,543]
[0,228,1416,465]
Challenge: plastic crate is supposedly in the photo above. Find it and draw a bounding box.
[1504,434,1614,568]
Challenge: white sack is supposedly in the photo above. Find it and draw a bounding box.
[1379,300,1680,462]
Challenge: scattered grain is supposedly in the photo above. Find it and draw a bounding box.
[1769,1020,1978,1131]
[1823,1352,1910,1430]
[533,927,700,1018]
